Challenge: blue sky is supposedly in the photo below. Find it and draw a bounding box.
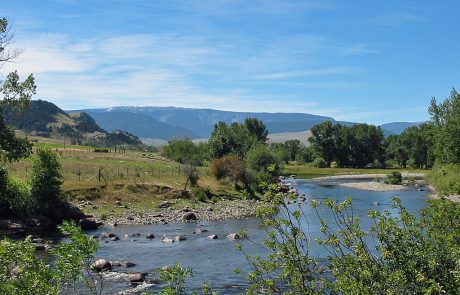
[1,0,459,124]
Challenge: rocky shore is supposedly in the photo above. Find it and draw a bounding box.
[80,199,268,227]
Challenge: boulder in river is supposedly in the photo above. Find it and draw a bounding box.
[208,234,218,240]
[161,237,174,243]
[112,260,136,268]
[227,233,240,240]
[92,259,112,272]
[145,233,155,239]
[175,235,187,241]
[128,272,146,283]
[182,212,197,222]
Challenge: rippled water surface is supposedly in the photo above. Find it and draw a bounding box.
[94,179,430,294]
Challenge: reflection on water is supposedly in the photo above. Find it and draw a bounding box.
[93,179,429,294]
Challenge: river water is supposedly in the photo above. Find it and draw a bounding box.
[92,178,430,294]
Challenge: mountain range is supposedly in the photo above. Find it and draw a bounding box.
[4,100,423,146]
[79,106,423,141]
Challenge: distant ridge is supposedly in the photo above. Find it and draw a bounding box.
[74,105,422,143]
[81,106,335,139]
[380,121,424,135]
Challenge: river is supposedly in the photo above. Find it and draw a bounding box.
[92,178,430,294]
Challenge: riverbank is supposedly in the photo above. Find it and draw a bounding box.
[308,172,426,192]
[81,198,267,227]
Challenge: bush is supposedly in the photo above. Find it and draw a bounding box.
[30,149,64,213]
[211,155,251,193]
[211,155,246,182]
[7,178,33,217]
[163,139,208,165]
[427,163,460,196]
[312,157,327,168]
[384,171,403,185]
[191,186,212,202]
[0,166,34,218]
[246,144,280,175]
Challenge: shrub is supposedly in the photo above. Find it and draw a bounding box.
[0,166,33,218]
[312,157,327,168]
[211,155,246,182]
[30,149,64,213]
[163,139,208,165]
[427,163,460,196]
[385,171,403,185]
[246,144,280,175]
[7,178,33,217]
[191,186,212,202]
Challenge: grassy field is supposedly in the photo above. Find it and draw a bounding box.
[6,142,236,211]
[283,163,427,179]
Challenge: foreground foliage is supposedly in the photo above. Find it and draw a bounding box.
[0,221,100,295]
[239,183,460,294]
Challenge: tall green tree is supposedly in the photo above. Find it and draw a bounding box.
[347,124,384,168]
[208,119,264,159]
[30,149,64,213]
[0,17,36,162]
[244,118,268,143]
[309,122,384,168]
[429,89,460,164]
[309,121,336,165]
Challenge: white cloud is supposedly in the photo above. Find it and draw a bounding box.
[0,29,372,117]
[373,11,425,26]
[251,67,360,80]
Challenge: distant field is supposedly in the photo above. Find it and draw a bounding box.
[284,163,427,179]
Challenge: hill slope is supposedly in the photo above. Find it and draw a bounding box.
[3,100,143,147]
